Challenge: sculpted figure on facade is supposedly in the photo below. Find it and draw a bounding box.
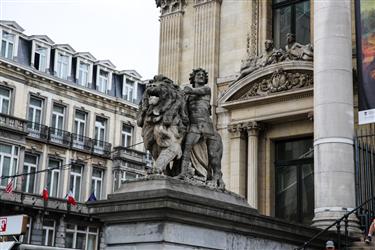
[237,34,313,80]
[284,33,313,61]
[137,70,225,189]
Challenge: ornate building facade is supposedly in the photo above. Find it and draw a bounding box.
[0,20,149,249]
[156,0,358,229]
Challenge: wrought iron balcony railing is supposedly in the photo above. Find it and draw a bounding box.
[25,121,112,158]
[27,121,49,140]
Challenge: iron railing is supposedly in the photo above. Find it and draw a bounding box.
[294,197,374,250]
[27,121,49,140]
[26,121,112,158]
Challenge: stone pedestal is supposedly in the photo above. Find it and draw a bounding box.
[89,176,332,250]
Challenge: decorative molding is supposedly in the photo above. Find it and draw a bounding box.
[239,68,313,100]
[247,0,259,57]
[156,0,186,15]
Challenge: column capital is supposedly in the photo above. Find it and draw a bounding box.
[245,121,265,136]
[228,123,245,139]
[156,0,186,15]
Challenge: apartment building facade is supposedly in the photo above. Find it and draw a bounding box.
[0,20,149,249]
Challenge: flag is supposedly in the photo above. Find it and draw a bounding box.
[42,188,49,201]
[5,179,13,193]
[66,191,77,206]
[87,192,97,202]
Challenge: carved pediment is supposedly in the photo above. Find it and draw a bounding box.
[238,68,313,100]
[219,61,313,107]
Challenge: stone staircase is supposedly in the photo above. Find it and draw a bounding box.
[349,240,375,249]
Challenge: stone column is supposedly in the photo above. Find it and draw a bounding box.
[313,0,357,229]
[157,0,185,83]
[228,124,246,197]
[246,122,261,208]
[55,215,66,248]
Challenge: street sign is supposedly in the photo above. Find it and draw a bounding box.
[0,215,28,236]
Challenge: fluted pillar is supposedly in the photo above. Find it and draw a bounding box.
[157,0,185,83]
[246,122,262,208]
[228,124,246,197]
[313,0,358,230]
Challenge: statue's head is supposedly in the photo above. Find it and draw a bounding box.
[286,33,296,44]
[264,40,274,52]
[189,68,208,87]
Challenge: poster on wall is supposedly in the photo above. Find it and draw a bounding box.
[356,0,375,124]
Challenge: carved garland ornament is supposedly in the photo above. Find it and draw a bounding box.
[239,68,313,100]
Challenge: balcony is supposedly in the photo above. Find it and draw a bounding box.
[0,113,28,135]
[26,121,112,158]
[113,146,146,166]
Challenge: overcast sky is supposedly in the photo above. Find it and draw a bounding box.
[0,0,160,80]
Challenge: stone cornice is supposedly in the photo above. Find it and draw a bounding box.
[193,0,222,7]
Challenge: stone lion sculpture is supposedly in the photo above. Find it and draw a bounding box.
[137,75,188,175]
[137,73,225,189]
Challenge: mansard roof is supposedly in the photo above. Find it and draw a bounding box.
[0,20,24,33]
[75,52,97,62]
[96,60,116,69]
[53,44,76,54]
[119,70,142,79]
[29,35,55,45]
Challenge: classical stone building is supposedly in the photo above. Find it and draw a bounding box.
[156,0,358,230]
[0,20,150,249]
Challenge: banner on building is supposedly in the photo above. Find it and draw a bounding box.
[356,0,375,124]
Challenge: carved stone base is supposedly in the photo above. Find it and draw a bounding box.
[89,176,334,249]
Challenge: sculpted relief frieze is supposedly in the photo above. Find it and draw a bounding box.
[239,68,313,100]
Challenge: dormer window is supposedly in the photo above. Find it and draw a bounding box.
[56,53,69,80]
[1,31,15,59]
[34,45,47,72]
[97,70,108,93]
[123,79,134,102]
[78,62,89,86]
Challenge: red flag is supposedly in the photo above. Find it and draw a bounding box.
[5,179,13,193]
[66,191,77,206]
[42,188,49,201]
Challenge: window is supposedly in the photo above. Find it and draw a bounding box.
[27,96,43,132]
[47,158,61,198]
[114,169,140,191]
[91,168,103,200]
[22,154,38,193]
[145,151,153,168]
[65,224,99,250]
[121,124,133,147]
[56,53,69,80]
[94,117,107,152]
[42,219,55,246]
[50,104,65,143]
[78,63,89,86]
[275,138,313,224]
[123,79,134,101]
[73,110,87,148]
[0,143,18,187]
[0,86,11,114]
[34,45,47,71]
[69,164,82,201]
[273,0,310,49]
[1,31,15,59]
[97,70,108,93]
